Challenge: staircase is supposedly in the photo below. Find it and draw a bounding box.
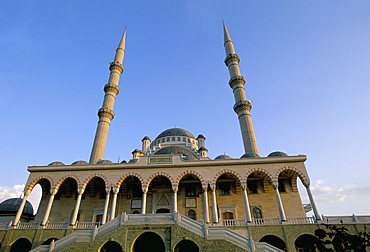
[30,213,282,252]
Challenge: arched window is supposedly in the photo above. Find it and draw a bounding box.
[172,137,175,141]
[182,138,186,142]
[132,210,140,214]
[177,137,181,141]
[187,210,196,220]
[95,214,103,223]
[253,207,262,218]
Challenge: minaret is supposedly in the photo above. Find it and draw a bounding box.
[223,23,259,157]
[89,30,126,164]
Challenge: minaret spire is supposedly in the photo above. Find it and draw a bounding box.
[89,29,126,164]
[223,23,259,157]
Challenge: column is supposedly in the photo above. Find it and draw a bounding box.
[305,183,321,220]
[41,190,57,226]
[172,187,178,213]
[13,190,31,226]
[210,186,218,223]
[110,188,119,220]
[101,189,111,224]
[202,186,210,223]
[241,185,252,223]
[71,189,84,226]
[272,182,286,221]
[141,189,147,214]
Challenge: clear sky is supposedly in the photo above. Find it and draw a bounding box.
[0,1,369,216]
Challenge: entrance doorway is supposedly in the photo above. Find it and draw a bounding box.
[133,232,165,252]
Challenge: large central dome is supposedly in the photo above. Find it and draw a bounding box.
[154,128,195,140]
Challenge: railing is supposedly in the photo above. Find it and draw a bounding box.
[219,218,247,226]
[286,217,316,224]
[17,222,41,229]
[44,222,70,229]
[253,217,281,225]
[75,222,100,229]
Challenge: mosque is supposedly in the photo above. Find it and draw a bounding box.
[0,25,368,252]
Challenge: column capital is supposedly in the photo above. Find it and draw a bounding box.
[112,187,120,194]
[77,188,85,195]
[105,187,112,194]
[302,180,310,188]
[172,186,178,193]
[209,184,216,191]
[142,187,148,194]
[240,183,247,190]
[271,181,278,190]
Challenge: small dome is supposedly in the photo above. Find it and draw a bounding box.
[267,151,288,157]
[0,198,34,215]
[142,136,151,141]
[240,153,260,159]
[215,154,232,160]
[155,128,195,140]
[48,161,65,166]
[197,134,206,140]
[96,160,113,164]
[71,161,88,165]
[154,146,198,161]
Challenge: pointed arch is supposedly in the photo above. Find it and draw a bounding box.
[245,168,273,182]
[116,173,145,189]
[274,166,309,185]
[146,172,175,188]
[55,175,81,191]
[25,175,54,192]
[82,174,109,190]
[211,169,242,185]
[176,170,205,187]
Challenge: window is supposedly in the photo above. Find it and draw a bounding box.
[253,207,262,218]
[219,182,230,195]
[95,214,103,223]
[187,210,196,220]
[222,212,234,220]
[247,180,258,194]
[185,184,196,197]
[132,184,143,198]
[278,179,286,192]
[172,137,175,141]
[177,137,181,141]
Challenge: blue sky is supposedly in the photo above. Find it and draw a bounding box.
[0,1,369,216]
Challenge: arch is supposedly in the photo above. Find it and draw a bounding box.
[245,168,273,182]
[176,170,205,187]
[252,207,263,218]
[295,234,321,252]
[174,240,199,252]
[274,166,309,185]
[259,235,286,251]
[187,210,196,220]
[10,238,32,252]
[25,175,54,192]
[116,173,145,188]
[42,238,58,245]
[133,232,165,252]
[55,175,81,191]
[82,174,108,190]
[212,169,242,185]
[100,241,123,252]
[146,172,175,188]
